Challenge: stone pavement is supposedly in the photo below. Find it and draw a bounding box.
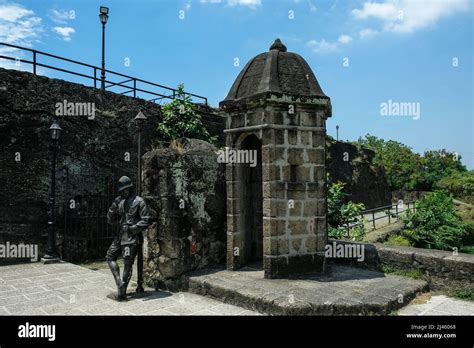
[187,264,429,315]
[363,221,404,243]
[0,262,260,315]
[398,295,474,316]
[1,262,471,316]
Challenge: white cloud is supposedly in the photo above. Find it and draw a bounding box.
[329,0,339,11]
[352,1,397,21]
[48,9,73,24]
[0,3,42,49]
[308,33,352,54]
[53,26,75,42]
[228,0,261,8]
[0,3,33,22]
[200,0,261,8]
[352,0,470,34]
[307,39,338,53]
[359,28,379,39]
[0,3,43,70]
[308,0,317,12]
[338,34,352,44]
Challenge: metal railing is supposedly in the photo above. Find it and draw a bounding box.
[0,42,208,105]
[362,201,416,231]
[343,201,416,237]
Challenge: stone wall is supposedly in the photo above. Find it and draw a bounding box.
[391,190,429,204]
[142,138,226,290]
[0,68,224,260]
[329,240,474,290]
[326,140,391,209]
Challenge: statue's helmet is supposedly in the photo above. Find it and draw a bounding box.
[118,176,133,192]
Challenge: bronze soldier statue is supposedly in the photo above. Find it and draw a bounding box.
[106,176,151,301]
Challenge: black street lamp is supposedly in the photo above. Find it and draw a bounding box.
[99,6,109,91]
[336,125,339,142]
[134,110,147,292]
[42,120,62,264]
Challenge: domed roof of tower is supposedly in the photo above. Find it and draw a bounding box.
[220,38,328,106]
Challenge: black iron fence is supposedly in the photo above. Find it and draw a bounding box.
[0,42,208,105]
[59,172,134,262]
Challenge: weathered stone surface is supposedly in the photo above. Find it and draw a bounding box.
[220,38,329,107]
[328,240,474,290]
[142,138,226,289]
[186,264,428,315]
[399,295,474,316]
[0,68,224,261]
[326,140,391,209]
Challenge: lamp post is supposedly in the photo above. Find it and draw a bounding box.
[336,125,339,142]
[42,120,62,264]
[99,6,109,91]
[134,110,147,292]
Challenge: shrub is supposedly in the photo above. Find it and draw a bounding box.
[327,178,366,241]
[435,170,474,199]
[402,191,467,250]
[157,84,217,144]
[451,288,474,302]
[461,245,474,255]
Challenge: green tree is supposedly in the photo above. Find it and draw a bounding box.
[158,84,217,144]
[416,150,467,191]
[353,134,422,190]
[353,135,468,192]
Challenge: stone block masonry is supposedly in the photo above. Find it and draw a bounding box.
[224,102,331,278]
[221,39,333,278]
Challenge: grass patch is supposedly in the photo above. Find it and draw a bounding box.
[449,288,474,302]
[382,264,426,280]
[385,235,412,247]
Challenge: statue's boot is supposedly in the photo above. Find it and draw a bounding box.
[119,259,134,299]
[107,260,126,301]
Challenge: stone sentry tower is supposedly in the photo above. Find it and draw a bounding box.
[220,39,332,278]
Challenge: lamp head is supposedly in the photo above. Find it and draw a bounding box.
[99,6,109,24]
[49,120,62,141]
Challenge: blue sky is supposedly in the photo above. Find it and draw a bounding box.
[1,0,473,168]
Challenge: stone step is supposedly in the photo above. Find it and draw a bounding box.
[185,265,429,315]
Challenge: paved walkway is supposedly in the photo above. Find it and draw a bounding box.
[398,295,474,316]
[1,262,471,316]
[0,262,259,315]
